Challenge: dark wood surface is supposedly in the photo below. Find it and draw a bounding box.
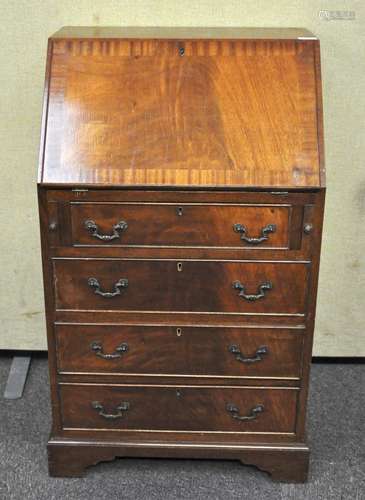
[47,189,319,259]
[46,190,318,203]
[55,311,306,327]
[56,324,304,379]
[48,439,310,482]
[59,383,298,433]
[53,259,309,314]
[70,202,290,248]
[38,27,325,482]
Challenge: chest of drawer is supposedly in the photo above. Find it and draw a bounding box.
[46,190,320,257]
[55,324,304,379]
[39,30,325,480]
[60,383,298,434]
[53,259,309,315]
[70,202,289,249]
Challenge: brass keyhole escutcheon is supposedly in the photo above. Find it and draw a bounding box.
[176,328,182,337]
[177,262,183,272]
[177,206,183,216]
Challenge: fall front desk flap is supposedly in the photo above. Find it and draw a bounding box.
[39,27,324,189]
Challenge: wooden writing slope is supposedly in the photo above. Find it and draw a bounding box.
[38,27,325,482]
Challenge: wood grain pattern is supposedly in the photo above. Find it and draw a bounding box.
[40,37,322,188]
[38,27,325,482]
[48,439,310,481]
[55,324,304,379]
[70,202,290,248]
[53,259,309,315]
[59,383,298,434]
[46,189,319,260]
[55,311,306,328]
[46,189,318,204]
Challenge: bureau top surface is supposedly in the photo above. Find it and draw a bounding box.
[51,26,317,40]
[39,27,324,189]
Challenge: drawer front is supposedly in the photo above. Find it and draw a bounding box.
[70,203,290,249]
[60,384,298,433]
[53,259,309,314]
[56,324,303,379]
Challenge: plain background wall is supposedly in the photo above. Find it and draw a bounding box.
[0,1,364,355]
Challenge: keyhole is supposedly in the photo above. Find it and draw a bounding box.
[177,262,183,272]
[179,46,185,56]
[177,206,183,216]
[176,328,182,337]
[176,389,182,398]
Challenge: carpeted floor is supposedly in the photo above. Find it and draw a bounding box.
[0,354,363,500]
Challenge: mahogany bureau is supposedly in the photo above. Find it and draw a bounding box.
[38,27,325,482]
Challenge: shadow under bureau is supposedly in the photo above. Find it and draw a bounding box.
[38,27,325,482]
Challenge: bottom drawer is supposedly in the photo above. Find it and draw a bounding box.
[60,384,298,434]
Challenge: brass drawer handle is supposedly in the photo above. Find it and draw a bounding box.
[87,277,128,298]
[84,219,128,241]
[226,403,264,421]
[232,280,272,301]
[233,223,276,245]
[228,345,268,363]
[91,341,129,360]
[91,401,130,419]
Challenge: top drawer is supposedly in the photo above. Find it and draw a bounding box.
[70,202,290,249]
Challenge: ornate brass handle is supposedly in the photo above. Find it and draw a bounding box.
[228,345,268,363]
[233,223,276,245]
[226,403,264,421]
[232,280,272,301]
[91,341,129,360]
[91,401,130,419]
[87,277,128,298]
[84,219,128,241]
